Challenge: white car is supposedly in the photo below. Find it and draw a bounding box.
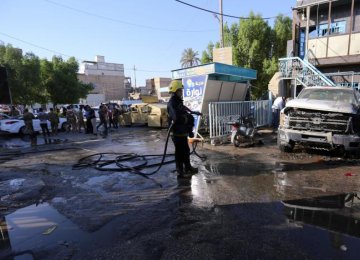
[0,113,11,120]
[0,116,68,135]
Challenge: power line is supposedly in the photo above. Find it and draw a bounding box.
[123,67,170,73]
[175,0,291,20]
[44,0,215,33]
[0,32,74,59]
[0,32,170,74]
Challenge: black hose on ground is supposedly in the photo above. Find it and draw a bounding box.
[73,124,206,177]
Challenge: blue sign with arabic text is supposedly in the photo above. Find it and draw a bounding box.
[182,75,206,136]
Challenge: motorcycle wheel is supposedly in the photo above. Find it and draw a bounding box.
[233,133,241,147]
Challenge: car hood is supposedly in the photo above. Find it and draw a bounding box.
[285,99,358,114]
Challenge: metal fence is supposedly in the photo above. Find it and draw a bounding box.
[208,100,272,142]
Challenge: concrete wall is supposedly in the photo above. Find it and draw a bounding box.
[78,74,126,102]
[78,56,126,102]
[79,94,105,107]
[145,77,172,100]
[350,33,360,54]
[268,72,281,97]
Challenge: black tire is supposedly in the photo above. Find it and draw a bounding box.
[61,122,70,131]
[233,133,241,147]
[257,139,264,145]
[19,126,26,135]
[277,131,294,152]
[279,144,294,153]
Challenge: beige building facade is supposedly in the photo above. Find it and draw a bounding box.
[273,0,360,98]
[292,0,360,87]
[78,55,130,102]
[145,77,172,100]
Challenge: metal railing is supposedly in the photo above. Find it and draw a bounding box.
[208,100,271,142]
[279,57,335,87]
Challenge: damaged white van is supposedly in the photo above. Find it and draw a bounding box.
[277,86,360,153]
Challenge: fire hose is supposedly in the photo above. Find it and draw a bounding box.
[72,122,206,178]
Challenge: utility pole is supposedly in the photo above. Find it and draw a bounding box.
[219,0,224,48]
[133,65,137,89]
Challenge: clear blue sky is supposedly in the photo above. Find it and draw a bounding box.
[1,0,294,87]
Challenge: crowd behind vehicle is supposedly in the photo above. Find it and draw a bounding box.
[0,101,168,136]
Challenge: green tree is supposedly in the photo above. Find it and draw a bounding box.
[201,42,214,64]
[222,23,234,48]
[0,44,42,104]
[1,44,93,106]
[235,12,272,69]
[235,13,272,97]
[40,56,93,106]
[202,12,292,98]
[273,14,292,58]
[180,48,200,68]
[18,53,43,104]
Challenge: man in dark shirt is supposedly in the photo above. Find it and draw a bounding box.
[22,108,37,145]
[97,104,108,137]
[23,108,35,134]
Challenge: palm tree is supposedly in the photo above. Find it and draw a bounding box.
[180,48,200,68]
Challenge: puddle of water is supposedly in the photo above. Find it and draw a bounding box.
[0,140,27,149]
[0,202,87,257]
[283,193,360,237]
[208,197,360,258]
[85,175,112,186]
[280,193,360,258]
[0,136,65,149]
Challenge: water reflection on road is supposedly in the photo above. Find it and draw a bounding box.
[0,202,87,259]
[0,134,63,149]
[2,128,360,258]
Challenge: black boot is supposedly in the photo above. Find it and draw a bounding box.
[185,160,198,174]
[176,162,193,178]
[185,155,199,174]
[176,162,184,175]
[185,166,198,174]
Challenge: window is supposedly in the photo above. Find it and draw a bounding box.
[330,21,346,34]
[309,21,346,38]
[318,23,329,37]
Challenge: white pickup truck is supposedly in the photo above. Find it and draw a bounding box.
[277,86,360,153]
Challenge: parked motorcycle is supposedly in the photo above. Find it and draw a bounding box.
[228,109,263,147]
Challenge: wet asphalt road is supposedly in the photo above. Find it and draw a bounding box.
[1,127,360,259]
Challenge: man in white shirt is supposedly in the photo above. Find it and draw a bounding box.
[272,96,286,131]
[38,108,50,137]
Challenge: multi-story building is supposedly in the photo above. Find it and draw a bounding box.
[78,55,131,102]
[277,0,360,97]
[145,77,172,101]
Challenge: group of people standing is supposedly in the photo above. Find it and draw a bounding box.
[23,107,60,138]
[63,105,86,134]
[84,104,121,136]
[61,104,121,136]
[21,103,122,140]
[64,104,122,135]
